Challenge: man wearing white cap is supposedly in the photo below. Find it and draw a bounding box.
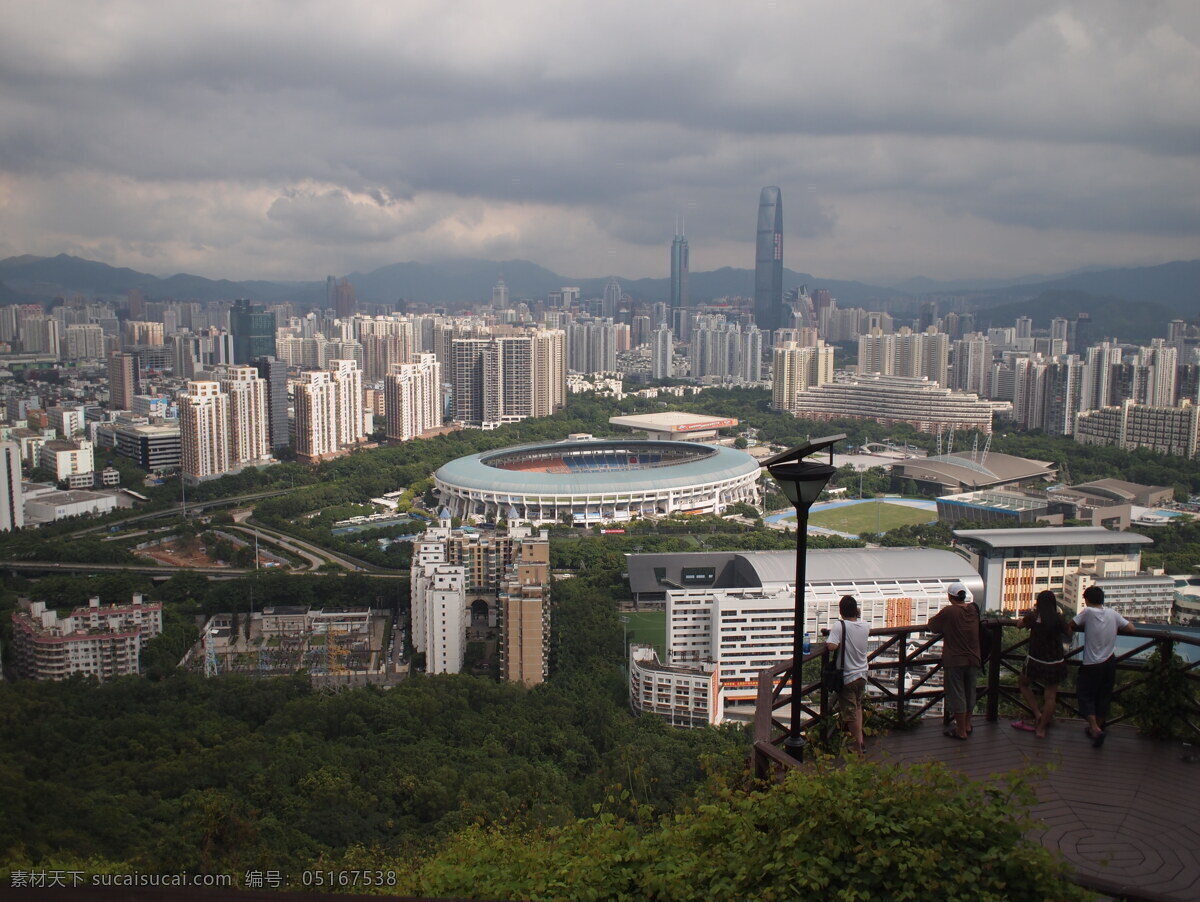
[928,581,982,740]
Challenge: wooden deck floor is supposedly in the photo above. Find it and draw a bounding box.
[867,717,1200,901]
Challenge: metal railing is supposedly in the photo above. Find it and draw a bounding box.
[752,620,1200,781]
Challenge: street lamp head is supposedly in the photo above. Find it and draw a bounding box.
[762,433,846,511]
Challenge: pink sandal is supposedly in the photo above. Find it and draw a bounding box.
[1011,720,1036,732]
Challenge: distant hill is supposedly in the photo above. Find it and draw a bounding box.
[0,253,906,307]
[1011,260,1200,315]
[978,290,1177,343]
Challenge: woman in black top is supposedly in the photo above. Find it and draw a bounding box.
[1012,590,1072,738]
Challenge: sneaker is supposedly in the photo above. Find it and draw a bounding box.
[1092,729,1107,749]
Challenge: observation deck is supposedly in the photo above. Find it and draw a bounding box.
[752,623,1200,901]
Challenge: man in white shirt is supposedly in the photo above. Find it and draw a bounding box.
[827,595,871,754]
[1073,585,1135,748]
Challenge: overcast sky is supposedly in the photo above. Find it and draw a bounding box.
[1,1,1197,285]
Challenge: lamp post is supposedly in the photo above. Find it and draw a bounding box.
[762,433,845,762]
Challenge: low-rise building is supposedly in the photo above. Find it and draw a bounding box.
[10,595,163,680]
[953,527,1155,614]
[38,439,95,482]
[1062,558,1175,623]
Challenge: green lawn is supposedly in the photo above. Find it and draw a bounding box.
[621,610,666,656]
[808,501,936,535]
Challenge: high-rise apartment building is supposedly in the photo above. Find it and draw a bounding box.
[385,353,443,441]
[230,300,276,364]
[754,187,784,333]
[293,360,364,463]
[63,324,106,360]
[950,334,994,396]
[1,441,24,532]
[859,327,949,386]
[530,329,567,418]
[652,324,674,380]
[107,351,138,410]
[216,366,270,465]
[772,341,835,414]
[452,332,564,428]
[410,523,550,686]
[179,380,231,484]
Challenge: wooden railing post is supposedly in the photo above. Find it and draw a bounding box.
[985,620,1002,723]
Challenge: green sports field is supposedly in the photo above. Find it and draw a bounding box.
[620,610,666,656]
[808,500,936,535]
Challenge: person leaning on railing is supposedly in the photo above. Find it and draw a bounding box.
[1010,589,1072,739]
[825,594,870,754]
[928,581,982,741]
[1073,585,1136,749]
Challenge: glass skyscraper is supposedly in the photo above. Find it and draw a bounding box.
[670,231,689,313]
[230,299,276,364]
[754,187,784,333]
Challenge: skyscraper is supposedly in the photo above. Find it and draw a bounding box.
[670,230,689,318]
[492,277,509,309]
[754,187,784,334]
[652,324,674,380]
[253,356,290,451]
[230,299,276,364]
[216,366,270,465]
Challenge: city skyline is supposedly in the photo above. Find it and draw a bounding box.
[0,2,1196,285]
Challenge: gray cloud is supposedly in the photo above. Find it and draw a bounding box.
[0,0,1197,282]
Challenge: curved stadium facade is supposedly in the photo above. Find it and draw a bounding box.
[435,439,761,525]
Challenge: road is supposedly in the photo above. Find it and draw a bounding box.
[72,489,295,536]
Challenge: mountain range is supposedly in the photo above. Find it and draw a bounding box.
[1,253,1196,324]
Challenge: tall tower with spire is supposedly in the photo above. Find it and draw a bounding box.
[670,222,689,315]
[754,187,784,334]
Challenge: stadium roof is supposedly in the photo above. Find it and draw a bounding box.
[435,439,760,495]
[892,451,1055,491]
[608,412,739,433]
[953,526,1153,549]
[625,548,982,595]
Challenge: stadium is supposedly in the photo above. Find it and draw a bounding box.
[434,438,761,525]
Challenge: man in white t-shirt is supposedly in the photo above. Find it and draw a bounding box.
[1073,585,1135,748]
[827,595,871,754]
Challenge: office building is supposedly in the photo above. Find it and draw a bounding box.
[253,356,290,451]
[670,230,689,321]
[492,277,509,309]
[110,423,181,472]
[1,441,24,532]
[953,527,1153,613]
[178,380,231,484]
[385,353,443,441]
[230,299,276,364]
[330,277,356,319]
[10,595,163,680]
[754,187,784,333]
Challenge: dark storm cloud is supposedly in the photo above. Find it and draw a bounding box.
[0,0,1197,280]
